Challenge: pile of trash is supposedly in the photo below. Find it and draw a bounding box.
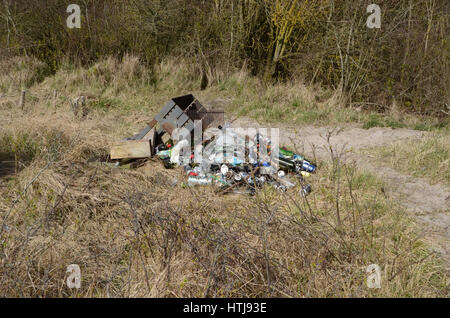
[110,94,316,196]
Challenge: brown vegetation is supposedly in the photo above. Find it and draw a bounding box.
[0,57,447,297]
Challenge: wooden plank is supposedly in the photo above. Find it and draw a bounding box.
[148,119,157,129]
[161,122,175,135]
[141,127,156,156]
[18,90,26,109]
[154,101,175,122]
[133,125,151,140]
[141,126,156,141]
[110,140,151,160]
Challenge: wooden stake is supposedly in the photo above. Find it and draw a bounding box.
[52,90,57,106]
[18,90,26,109]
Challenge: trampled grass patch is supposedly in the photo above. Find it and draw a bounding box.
[363,133,450,185]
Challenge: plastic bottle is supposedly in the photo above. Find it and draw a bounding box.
[188,176,212,186]
[170,139,190,165]
[156,149,171,160]
[278,177,296,189]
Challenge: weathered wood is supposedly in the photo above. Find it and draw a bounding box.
[142,126,157,156]
[133,125,151,140]
[71,97,79,116]
[80,95,89,118]
[123,125,152,141]
[161,122,175,136]
[148,119,157,129]
[18,90,26,109]
[52,89,57,106]
[141,126,156,141]
[110,140,151,160]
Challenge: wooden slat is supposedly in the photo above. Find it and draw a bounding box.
[133,125,152,140]
[110,140,151,160]
[141,126,156,141]
[141,127,156,156]
[148,119,157,129]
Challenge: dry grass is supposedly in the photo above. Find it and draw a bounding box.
[0,56,49,92]
[0,56,448,297]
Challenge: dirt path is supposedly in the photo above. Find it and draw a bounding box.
[230,117,450,268]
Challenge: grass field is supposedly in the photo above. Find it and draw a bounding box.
[0,56,448,297]
[362,133,450,186]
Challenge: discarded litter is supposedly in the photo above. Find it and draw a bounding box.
[110,94,317,197]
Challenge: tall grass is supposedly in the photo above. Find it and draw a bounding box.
[0,56,50,92]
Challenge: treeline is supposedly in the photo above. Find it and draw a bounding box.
[1,0,448,115]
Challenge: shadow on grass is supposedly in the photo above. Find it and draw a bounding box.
[0,151,16,178]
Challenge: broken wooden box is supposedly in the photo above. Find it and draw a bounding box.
[110,94,220,160]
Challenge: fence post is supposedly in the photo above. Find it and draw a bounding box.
[71,97,79,117]
[18,90,26,109]
[53,89,57,106]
